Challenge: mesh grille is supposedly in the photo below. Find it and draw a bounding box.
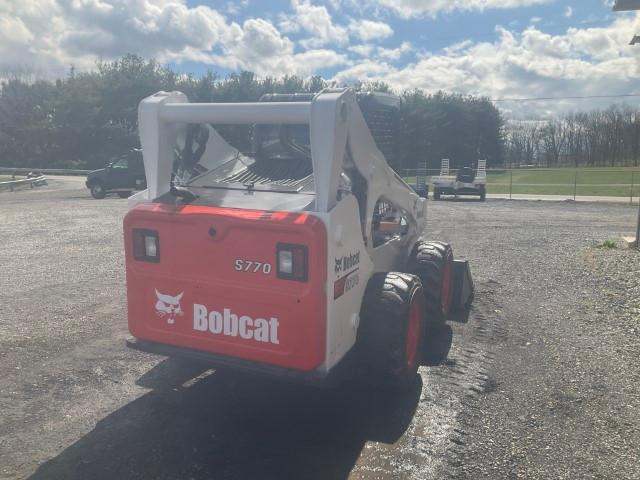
[222,159,313,187]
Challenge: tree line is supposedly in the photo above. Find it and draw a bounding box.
[505,106,640,168]
[4,54,640,174]
[0,54,504,173]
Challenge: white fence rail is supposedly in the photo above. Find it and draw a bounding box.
[0,167,91,176]
[0,175,47,191]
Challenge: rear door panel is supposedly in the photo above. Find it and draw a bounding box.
[124,203,327,372]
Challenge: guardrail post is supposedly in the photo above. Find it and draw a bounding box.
[509,170,513,200]
[10,173,15,192]
[573,169,578,201]
[636,199,640,250]
[631,171,635,205]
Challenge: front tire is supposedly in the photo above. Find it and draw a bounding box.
[433,188,441,200]
[408,241,454,326]
[358,272,426,389]
[90,182,106,199]
[480,187,486,201]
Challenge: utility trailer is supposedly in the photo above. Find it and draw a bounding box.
[124,89,474,389]
[432,159,487,201]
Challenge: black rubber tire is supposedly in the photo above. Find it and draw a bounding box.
[358,272,426,389]
[433,188,441,200]
[90,182,106,199]
[117,191,131,199]
[408,241,454,326]
[480,187,486,202]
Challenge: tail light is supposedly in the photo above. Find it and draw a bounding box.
[277,243,308,281]
[133,229,160,262]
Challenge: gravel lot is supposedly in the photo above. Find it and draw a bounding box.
[433,200,640,479]
[0,177,638,479]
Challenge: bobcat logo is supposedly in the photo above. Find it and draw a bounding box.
[155,289,184,325]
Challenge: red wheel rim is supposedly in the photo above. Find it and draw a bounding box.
[405,294,423,369]
[441,257,453,314]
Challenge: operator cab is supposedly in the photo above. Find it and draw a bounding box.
[165,92,401,222]
[456,165,476,183]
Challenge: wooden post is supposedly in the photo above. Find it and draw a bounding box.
[612,1,640,247]
[509,169,513,200]
[636,193,640,249]
[573,169,578,201]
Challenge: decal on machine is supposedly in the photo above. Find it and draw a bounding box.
[334,251,360,276]
[334,268,359,300]
[333,250,361,300]
[193,304,280,345]
[154,289,280,345]
[234,259,272,274]
[154,290,184,324]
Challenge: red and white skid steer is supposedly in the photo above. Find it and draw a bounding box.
[124,88,474,388]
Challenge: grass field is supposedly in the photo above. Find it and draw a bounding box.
[406,167,640,197]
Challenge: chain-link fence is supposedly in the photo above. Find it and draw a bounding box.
[403,168,640,203]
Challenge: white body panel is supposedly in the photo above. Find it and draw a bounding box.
[313,196,373,370]
[160,102,310,125]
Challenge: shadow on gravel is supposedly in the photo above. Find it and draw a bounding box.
[449,306,472,324]
[422,324,453,366]
[28,359,423,480]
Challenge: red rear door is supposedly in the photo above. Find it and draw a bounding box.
[124,203,327,372]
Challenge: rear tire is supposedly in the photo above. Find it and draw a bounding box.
[90,182,106,199]
[358,272,426,389]
[408,241,454,326]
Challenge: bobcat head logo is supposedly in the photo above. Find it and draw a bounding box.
[155,289,184,325]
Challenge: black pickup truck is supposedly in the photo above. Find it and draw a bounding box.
[86,150,146,199]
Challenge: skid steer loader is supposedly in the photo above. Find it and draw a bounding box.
[124,88,473,388]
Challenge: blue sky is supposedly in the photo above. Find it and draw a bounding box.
[2,0,639,117]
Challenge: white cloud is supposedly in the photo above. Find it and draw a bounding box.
[565,6,573,18]
[283,0,349,48]
[0,0,237,76]
[367,0,553,18]
[212,18,293,71]
[349,44,376,57]
[332,15,640,118]
[0,0,349,78]
[3,0,640,120]
[348,19,393,41]
[225,0,249,16]
[377,42,413,60]
[333,60,395,83]
[190,18,350,76]
[348,42,414,61]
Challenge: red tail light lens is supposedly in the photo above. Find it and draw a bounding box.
[277,243,308,281]
[133,229,160,263]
